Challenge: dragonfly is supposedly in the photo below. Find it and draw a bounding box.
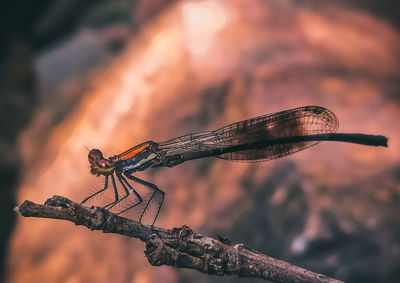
[81,106,388,225]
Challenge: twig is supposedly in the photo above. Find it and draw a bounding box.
[15,196,344,283]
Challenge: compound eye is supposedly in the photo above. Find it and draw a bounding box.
[88,149,103,160]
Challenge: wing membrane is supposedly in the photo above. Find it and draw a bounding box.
[158,106,338,162]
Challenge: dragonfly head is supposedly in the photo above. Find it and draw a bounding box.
[88,149,116,176]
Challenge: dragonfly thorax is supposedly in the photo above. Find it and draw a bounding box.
[88,149,117,176]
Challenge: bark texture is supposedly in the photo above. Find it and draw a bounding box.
[15,196,344,283]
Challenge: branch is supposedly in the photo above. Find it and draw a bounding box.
[15,196,344,283]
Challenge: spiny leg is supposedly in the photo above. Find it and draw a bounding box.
[103,174,119,209]
[107,173,142,211]
[114,174,143,215]
[81,175,109,205]
[106,173,129,210]
[120,174,143,205]
[124,173,165,226]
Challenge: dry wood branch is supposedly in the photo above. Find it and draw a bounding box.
[15,196,344,283]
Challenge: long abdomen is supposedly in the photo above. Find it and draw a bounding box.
[157,106,387,167]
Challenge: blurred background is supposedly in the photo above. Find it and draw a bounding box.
[1,0,400,282]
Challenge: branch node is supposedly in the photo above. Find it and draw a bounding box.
[145,234,166,266]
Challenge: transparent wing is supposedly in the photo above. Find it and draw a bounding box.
[158,106,338,162]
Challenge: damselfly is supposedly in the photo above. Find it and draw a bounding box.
[82,106,388,225]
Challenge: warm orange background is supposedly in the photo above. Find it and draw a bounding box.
[7,1,400,282]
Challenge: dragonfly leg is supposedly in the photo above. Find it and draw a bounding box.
[81,175,109,204]
[103,174,119,209]
[107,173,143,211]
[124,173,165,226]
[114,175,145,217]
